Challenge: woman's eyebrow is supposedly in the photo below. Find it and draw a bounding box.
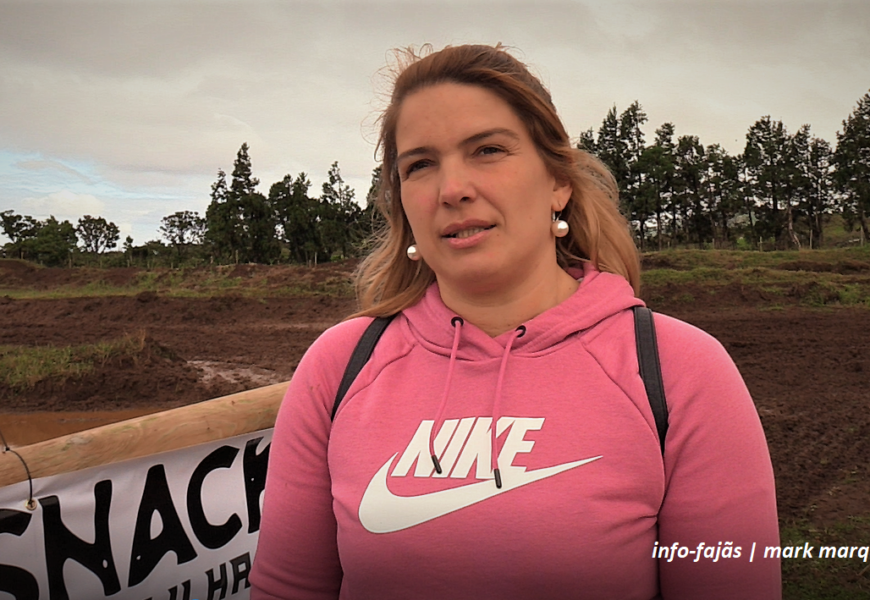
[397,128,521,165]
[396,146,430,165]
[462,128,520,146]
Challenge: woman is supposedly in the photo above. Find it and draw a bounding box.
[250,44,780,599]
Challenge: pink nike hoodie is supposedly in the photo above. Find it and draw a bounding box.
[250,264,781,599]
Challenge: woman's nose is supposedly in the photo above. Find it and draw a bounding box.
[437,158,475,206]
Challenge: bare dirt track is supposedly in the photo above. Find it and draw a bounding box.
[0,293,355,411]
[0,262,868,531]
[666,307,870,526]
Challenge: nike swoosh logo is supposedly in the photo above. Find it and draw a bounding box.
[358,453,602,533]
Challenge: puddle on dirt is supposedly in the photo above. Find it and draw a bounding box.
[189,360,284,388]
[0,409,160,447]
[0,361,286,449]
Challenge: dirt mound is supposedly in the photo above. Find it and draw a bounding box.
[641,281,785,313]
[640,254,870,276]
[0,259,360,293]
[0,294,356,348]
[0,292,356,415]
[0,336,243,412]
[222,260,358,294]
[97,267,142,286]
[0,259,142,290]
[778,259,870,274]
[640,254,691,270]
[0,259,40,281]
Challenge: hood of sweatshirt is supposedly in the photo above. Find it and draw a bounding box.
[398,262,644,487]
[402,262,643,360]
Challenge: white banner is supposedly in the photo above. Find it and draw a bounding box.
[0,429,272,600]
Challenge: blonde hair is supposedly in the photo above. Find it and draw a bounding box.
[353,44,639,317]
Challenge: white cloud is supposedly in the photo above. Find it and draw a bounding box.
[117,222,135,240]
[14,159,93,184]
[22,191,106,222]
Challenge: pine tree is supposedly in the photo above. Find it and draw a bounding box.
[318,161,361,260]
[592,102,648,243]
[672,135,708,247]
[205,168,239,262]
[804,136,834,248]
[204,145,279,264]
[271,173,321,263]
[241,191,280,264]
[743,116,791,246]
[636,123,676,249]
[227,144,279,263]
[577,128,597,154]
[834,90,870,244]
[701,144,742,247]
[365,165,382,209]
[359,165,386,248]
[230,143,259,198]
[595,106,628,191]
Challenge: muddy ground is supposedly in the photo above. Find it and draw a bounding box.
[0,262,868,532]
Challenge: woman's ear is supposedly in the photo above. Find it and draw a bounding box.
[551,179,572,212]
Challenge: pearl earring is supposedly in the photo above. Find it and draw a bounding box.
[406,244,420,261]
[552,212,569,237]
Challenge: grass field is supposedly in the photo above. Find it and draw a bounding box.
[781,518,870,599]
[3,244,869,304]
[0,331,155,392]
[0,259,356,299]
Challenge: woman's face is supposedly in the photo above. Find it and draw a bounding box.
[395,82,571,296]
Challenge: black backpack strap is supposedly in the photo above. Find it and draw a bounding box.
[633,306,669,454]
[331,315,397,420]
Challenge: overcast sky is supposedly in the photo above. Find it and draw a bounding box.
[1,0,868,246]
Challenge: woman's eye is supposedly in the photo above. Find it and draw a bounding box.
[404,160,431,178]
[478,146,504,157]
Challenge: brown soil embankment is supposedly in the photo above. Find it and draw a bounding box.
[1,261,868,528]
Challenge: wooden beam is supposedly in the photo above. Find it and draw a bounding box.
[0,381,288,488]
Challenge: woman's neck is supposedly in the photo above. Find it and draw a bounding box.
[438,264,579,337]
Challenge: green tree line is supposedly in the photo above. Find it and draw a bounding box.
[201,143,377,265]
[0,212,117,267]
[582,89,870,250]
[2,89,868,266]
[1,145,380,267]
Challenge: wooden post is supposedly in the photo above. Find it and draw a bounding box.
[0,381,288,488]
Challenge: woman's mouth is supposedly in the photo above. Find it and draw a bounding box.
[444,225,495,239]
